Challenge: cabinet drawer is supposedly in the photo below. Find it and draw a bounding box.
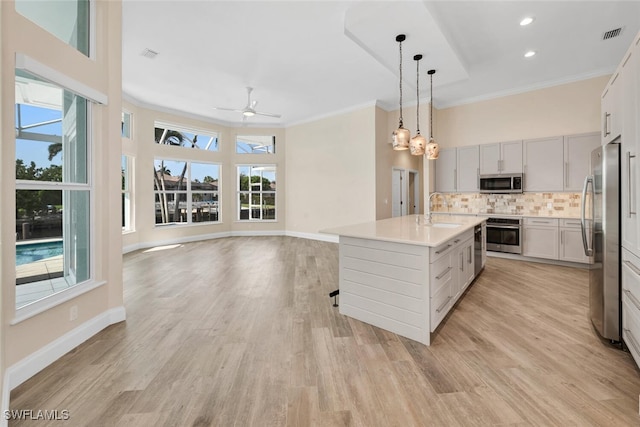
[622,248,640,309]
[524,217,559,227]
[560,219,582,228]
[430,252,453,296]
[430,281,452,332]
[622,299,640,366]
[430,239,455,262]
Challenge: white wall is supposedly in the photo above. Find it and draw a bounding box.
[285,106,377,237]
[436,75,608,147]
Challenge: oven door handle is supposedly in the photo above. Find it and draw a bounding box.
[487,225,521,230]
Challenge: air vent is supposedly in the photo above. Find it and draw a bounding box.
[140,48,159,59]
[602,27,624,41]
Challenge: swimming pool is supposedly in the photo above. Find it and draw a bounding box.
[16,240,63,266]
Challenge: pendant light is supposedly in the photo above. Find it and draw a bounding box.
[409,54,426,156]
[425,69,440,160]
[392,34,410,150]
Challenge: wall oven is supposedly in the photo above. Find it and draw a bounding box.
[486,217,522,254]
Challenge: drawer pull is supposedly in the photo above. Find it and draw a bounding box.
[624,327,640,356]
[624,260,640,276]
[531,220,552,224]
[624,289,640,312]
[436,296,452,313]
[436,266,452,280]
[454,239,461,244]
[435,244,452,255]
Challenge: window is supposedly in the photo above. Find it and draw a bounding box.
[15,0,90,57]
[237,165,276,221]
[154,160,220,225]
[122,111,132,139]
[122,155,133,231]
[155,123,219,152]
[236,135,276,154]
[15,69,93,308]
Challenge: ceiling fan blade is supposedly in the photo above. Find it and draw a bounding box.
[254,111,281,118]
[212,107,245,113]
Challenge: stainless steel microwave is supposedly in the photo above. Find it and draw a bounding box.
[479,173,523,193]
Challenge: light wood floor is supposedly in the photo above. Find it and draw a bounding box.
[10,236,640,426]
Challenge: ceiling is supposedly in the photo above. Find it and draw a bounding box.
[122,1,640,128]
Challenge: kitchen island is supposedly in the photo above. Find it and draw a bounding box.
[323,214,486,345]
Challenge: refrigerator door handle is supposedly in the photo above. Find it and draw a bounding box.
[581,175,594,257]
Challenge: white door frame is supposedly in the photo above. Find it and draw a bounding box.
[392,167,420,216]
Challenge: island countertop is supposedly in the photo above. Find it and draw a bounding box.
[322,214,486,247]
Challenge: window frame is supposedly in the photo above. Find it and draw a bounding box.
[153,158,221,227]
[236,164,277,222]
[154,121,220,152]
[235,134,276,154]
[13,53,107,323]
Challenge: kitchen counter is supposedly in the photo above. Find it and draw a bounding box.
[323,214,486,346]
[322,214,485,247]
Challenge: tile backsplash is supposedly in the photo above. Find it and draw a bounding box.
[431,193,583,217]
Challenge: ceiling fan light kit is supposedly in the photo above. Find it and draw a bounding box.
[392,34,410,150]
[213,87,281,121]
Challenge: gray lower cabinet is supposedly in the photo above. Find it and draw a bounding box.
[523,218,559,260]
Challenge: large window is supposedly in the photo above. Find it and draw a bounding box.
[237,165,276,221]
[155,123,219,152]
[15,69,92,308]
[236,135,276,154]
[154,160,220,225]
[15,0,90,57]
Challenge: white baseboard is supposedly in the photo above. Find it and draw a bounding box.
[123,229,339,254]
[286,230,339,243]
[486,251,591,269]
[1,306,126,425]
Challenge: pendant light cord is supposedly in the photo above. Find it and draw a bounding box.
[398,39,404,126]
[415,56,421,134]
[429,72,433,139]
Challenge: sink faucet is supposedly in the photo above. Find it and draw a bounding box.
[425,192,448,224]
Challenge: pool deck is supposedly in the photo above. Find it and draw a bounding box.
[16,255,69,307]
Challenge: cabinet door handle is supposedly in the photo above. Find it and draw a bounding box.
[627,152,636,217]
[460,253,464,271]
[624,289,640,312]
[454,169,457,191]
[624,260,640,276]
[624,327,640,356]
[436,266,452,280]
[565,162,569,188]
[477,168,480,190]
[436,296,452,313]
[560,230,564,245]
[531,220,551,224]
[468,246,472,264]
[435,244,452,255]
[604,112,611,137]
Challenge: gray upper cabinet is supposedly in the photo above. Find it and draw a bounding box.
[435,148,457,193]
[563,132,600,191]
[523,136,564,192]
[479,140,523,175]
[456,146,480,192]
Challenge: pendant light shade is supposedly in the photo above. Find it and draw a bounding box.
[392,34,410,150]
[410,54,426,156]
[425,69,440,160]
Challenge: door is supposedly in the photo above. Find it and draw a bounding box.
[523,136,564,192]
[408,170,419,214]
[392,168,407,217]
[435,148,456,192]
[479,143,500,175]
[564,132,600,191]
[500,140,523,174]
[457,146,479,192]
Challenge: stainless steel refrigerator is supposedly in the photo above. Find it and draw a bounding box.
[581,140,620,342]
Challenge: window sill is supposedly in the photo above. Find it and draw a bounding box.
[234,220,279,223]
[11,279,106,325]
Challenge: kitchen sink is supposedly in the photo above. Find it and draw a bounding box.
[429,223,462,228]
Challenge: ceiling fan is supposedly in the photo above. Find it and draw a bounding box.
[213,87,281,120]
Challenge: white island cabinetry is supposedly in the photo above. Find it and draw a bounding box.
[324,215,484,346]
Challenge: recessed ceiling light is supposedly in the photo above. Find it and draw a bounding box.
[520,17,535,26]
[524,50,536,58]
